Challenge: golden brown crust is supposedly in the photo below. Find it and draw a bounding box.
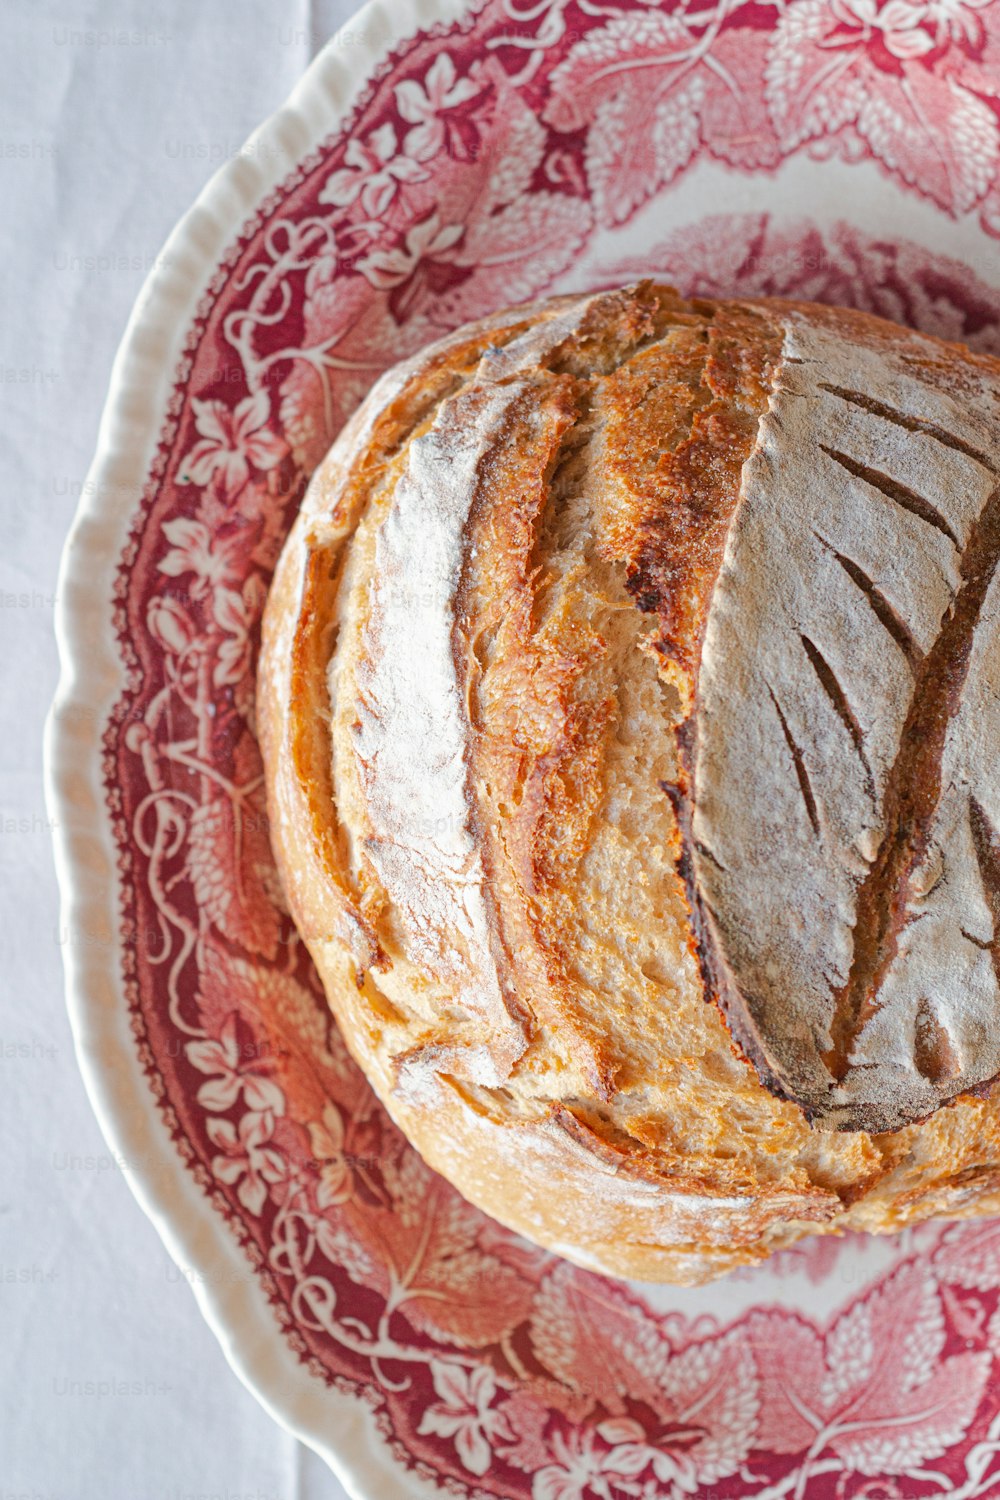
[260,282,1000,1284]
[596,297,784,695]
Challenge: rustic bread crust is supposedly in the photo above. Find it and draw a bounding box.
[259,284,1000,1285]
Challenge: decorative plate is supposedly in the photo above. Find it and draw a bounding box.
[46,0,1000,1494]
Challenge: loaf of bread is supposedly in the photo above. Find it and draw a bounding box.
[259,283,1000,1284]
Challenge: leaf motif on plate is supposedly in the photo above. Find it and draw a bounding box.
[349,1156,534,1348]
[749,1264,991,1475]
[935,1219,1000,1290]
[765,0,869,148]
[857,67,999,215]
[699,29,782,172]
[443,191,590,320]
[528,1263,679,1416]
[545,13,707,226]
[187,730,283,960]
[765,0,998,214]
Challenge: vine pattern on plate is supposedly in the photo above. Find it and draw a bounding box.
[101,1,1000,1494]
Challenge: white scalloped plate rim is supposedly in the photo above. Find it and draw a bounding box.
[43,2,483,1494]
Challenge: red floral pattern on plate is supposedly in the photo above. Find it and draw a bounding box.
[97,1,1000,1494]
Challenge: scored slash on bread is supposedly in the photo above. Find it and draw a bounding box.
[689,316,1000,1132]
[259,282,1000,1282]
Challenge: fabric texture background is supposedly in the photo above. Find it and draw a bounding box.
[1,2,379,1494]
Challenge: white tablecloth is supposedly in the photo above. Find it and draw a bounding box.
[1,4,382,1494]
